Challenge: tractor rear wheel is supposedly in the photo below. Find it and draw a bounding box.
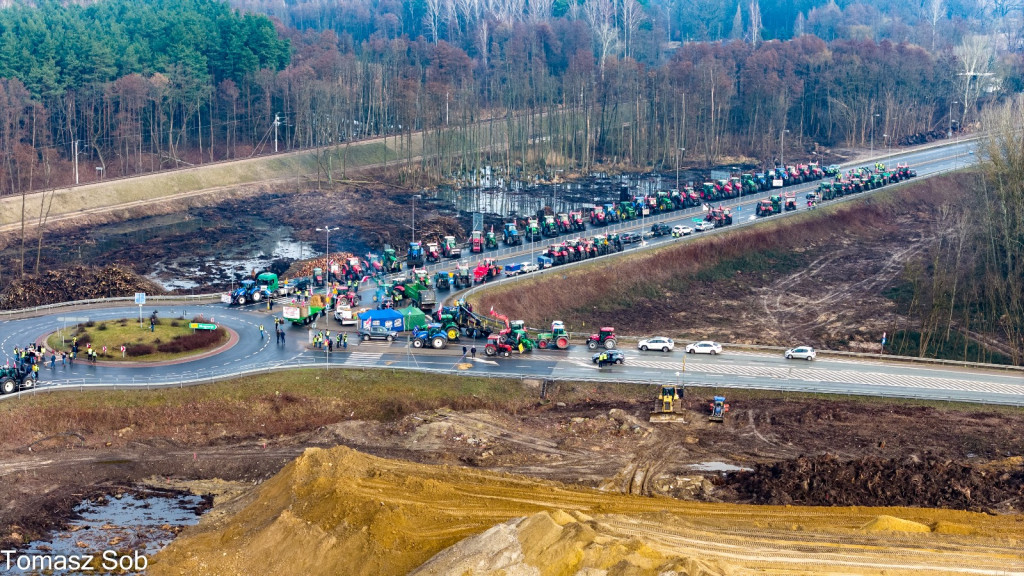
[447,328,459,340]
[1,377,15,394]
[604,339,616,350]
[556,337,569,349]
[485,345,496,356]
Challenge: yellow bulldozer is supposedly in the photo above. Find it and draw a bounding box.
[649,385,685,423]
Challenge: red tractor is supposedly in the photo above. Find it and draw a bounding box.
[484,334,513,357]
[425,242,442,263]
[569,211,587,231]
[590,205,607,226]
[586,327,617,350]
[756,199,774,217]
[473,258,502,283]
[556,213,573,233]
[470,230,484,253]
[545,244,569,265]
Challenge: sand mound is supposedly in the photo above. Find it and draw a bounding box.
[150,446,1024,576]
[411,510,721,576]
[930,521,975,535]
[861,515,932,533]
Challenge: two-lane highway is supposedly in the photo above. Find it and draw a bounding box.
[2,303,1021,405]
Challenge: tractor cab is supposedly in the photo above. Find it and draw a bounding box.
[425,242,441,263]
[503,222,522,246]
[709,396,730,422]
[470,230,484,253]
[556,213,572,232]
[756,199,774,217]
[485,229,499,249]
[443,235,462,258]
[587,327,617,350]
[484,334,512,357]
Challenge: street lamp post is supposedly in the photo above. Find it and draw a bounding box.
[948,100,958,138]
[411,193,423,243]
[316,225,340,283]
[883,134,891,167]
[315,224,340,367]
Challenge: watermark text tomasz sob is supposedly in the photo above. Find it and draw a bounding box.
[3,549,148,572]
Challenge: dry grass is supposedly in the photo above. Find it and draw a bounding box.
[0,135,420,232]
[0,369,562,450]
[472,176,959,333]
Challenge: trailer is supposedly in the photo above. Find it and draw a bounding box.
[283,295,327,326]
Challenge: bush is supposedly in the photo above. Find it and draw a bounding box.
[75,333,92,346]
[85,320,95,327]
[125,343,156,357]
[170,320,180,327]
[157,328,226,353]
[97,323,108,331]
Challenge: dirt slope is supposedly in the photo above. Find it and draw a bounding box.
[150,446,1024,576]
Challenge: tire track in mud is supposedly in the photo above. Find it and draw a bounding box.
[759,234,930,338]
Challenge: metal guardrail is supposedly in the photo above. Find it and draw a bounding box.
[0,293,223,320]
[2,360,1020,406]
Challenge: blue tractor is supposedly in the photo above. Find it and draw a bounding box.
[230,279,269,306]
[411,323,449,350]
[503,222,522,246]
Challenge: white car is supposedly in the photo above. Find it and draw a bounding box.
[638,337,674,352]
[685,341,722,355]
[521,262,539,274]
[694,221,714,232]
[671,225,692,237]
[785,346,817,360]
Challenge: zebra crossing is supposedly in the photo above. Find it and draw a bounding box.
[571,358,1024,397]
[345,352,382,366]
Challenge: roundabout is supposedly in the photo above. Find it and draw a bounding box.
[43,316,232,363]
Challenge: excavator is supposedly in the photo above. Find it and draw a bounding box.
[649,385,685,423]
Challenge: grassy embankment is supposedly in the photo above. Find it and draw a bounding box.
[0,137,400,242]
[44,318,228,362]
[2,367,1016,452]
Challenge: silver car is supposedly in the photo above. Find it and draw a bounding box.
[785,346,816,360]
[685,341,722,355]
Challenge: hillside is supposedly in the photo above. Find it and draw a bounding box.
[471,172,1014,363]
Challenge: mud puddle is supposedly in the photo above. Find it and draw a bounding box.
[9,490,207,575]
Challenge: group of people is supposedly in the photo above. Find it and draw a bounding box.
[6,338,103,383]
[311,330,348,352]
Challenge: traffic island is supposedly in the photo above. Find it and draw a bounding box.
[44,317,230,363]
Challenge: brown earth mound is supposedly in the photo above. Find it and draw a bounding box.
[150,445,1024,576]
[724,453,1024,512]
[0,264,163,309]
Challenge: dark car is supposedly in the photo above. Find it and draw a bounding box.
[620,232,641,244]
[358,325,397,342]
[592,350,625,365]
[650,223,671,237]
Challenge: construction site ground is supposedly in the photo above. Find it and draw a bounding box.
[1,373,1021,574]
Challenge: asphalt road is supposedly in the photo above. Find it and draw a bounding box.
[1,302,1021,406]
[4,138,1020,406]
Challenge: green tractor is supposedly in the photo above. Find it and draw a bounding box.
[504,321,536,352]
[485,229,499,249]
[432,311,462,341]
[536,321,570,350]
[741,174,758,195]
[770,195,783,213]
[0,364,33,394]
[382,246,402,273]
[620,202,637,221]
[453,263,472,289]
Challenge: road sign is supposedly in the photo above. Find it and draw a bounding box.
[56,317,90,323]
[134,292,146,305]
[189,323,218,330]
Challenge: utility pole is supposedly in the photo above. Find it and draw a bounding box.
[274,113,281,153]
[73,140,79,185]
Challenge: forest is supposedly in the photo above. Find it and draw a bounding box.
[0,0,1019,196]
